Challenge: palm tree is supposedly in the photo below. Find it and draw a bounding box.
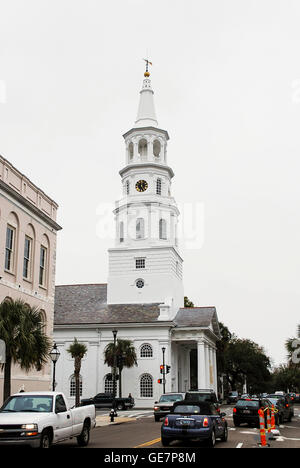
[104,339,137,398]
[0,298,51,401]
[67,338,87,407]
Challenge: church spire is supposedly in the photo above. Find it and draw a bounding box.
[134,60,158,128]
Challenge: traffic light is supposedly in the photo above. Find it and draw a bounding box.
[157,379,163,384]
[166,365,171,374]
[160,365,164,374]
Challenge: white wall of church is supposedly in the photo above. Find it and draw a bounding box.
[54,325,173,408]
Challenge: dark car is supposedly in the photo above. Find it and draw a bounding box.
[185,389,220,412]
[267,394,293,422]
[267,397,290,424]
[233,398,270,427]
[227,391,239,404]
[81,393,134,411]
[161,400,228,448]
[153,393,185,422]
[294,393,300,403]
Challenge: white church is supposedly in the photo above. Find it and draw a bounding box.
[53,66,221,408]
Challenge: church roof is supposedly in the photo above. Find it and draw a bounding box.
[54,284,220,337]
[54,284,161,325]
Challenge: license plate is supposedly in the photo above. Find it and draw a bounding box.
[242,410,251,414]
[176,419,194,427]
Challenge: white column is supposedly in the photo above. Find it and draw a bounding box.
[212,347,218,395]
[197,340,206,389]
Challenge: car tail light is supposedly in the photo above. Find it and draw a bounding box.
[164,417,169,426]
[233,407,237,413]
[203,418,209,427]
[217,407,220,413]
[286,404,289,408]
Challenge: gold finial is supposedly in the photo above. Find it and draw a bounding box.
[143,58,152,77]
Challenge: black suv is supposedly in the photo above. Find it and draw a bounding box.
[233,397,270,427]
[185,389,220,412]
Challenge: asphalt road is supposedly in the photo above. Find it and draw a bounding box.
[53,404,300,449]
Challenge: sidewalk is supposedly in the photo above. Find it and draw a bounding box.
[96,415,135,427]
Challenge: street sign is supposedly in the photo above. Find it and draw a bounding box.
[0,339,6,364]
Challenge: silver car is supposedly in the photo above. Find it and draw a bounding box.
[153,393,185,422]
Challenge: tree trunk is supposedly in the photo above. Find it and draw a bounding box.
[74,357,81,408]
[3,354,12,402]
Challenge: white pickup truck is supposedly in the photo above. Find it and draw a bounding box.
[0,391,96,448]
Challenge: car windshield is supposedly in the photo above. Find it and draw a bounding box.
[173,405,211,415]
[230,392,238,396]
[159,394,183,403]
[268,398,282,406]
[185,393,213,402]
[268,395,284,400]
[1,395,53,413]
[236,400,259,408]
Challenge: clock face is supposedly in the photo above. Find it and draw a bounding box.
[135,180,148,192]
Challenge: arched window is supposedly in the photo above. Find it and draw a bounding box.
[153,140,161,158]
[156,178,162,195]
[138,139,148,160]
[140,373,153,398]
[104,374,115,394]
[128,142,134,160]
[159,219,167,240]
[140,344,153,358]
[119,222,124,243]
[136,218,145,239]
[70,375,83,397]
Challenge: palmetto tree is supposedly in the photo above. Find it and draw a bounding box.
[67,338,87,407]
[104,339,137,398]
[0,299,51,402]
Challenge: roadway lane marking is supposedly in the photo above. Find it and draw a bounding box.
[134,437,161,448]
[236,443,243,448]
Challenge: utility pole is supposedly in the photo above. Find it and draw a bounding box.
[162,347,166,394]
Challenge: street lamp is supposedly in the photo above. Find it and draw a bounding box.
[112,329,118,412]
[162,347,166,393]
[50,343,60,391]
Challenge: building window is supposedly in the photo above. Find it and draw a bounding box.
[159,219,167,240]
[153,140,161,158]
[39,246,47,286]
[136,218,145,239]
[70,375,82,397]
[140,373,153,398]
[120,222,124,243]
[135,257,145,269]
[23,237,32,279]
[136,278,145,289]
[126,180,130,195]
[156,178,162,195]
[128,142,134,160]
[5,226,15,272]
[140,344,153,358]
[104,374,115,394]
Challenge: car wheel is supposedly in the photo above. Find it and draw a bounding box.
[233,420,240,427]
[220,426,228,442]
[161,436,171,447]
[154,415,160,422]
[116,403,125,411]
[207,429,216,448]
[40,429,52,448]
[77,422,90,447]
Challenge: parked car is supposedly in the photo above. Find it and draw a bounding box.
[0,391,96,448]
[227,391,239,404]
[294,393,300,403]
[81,392,134,411]
[161,400,228,448]
[185,389,220,412]
[233,397,270,427]
[153,393,185,422]
[267,393,293,421]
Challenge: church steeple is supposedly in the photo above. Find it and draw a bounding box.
[134,67,158,128]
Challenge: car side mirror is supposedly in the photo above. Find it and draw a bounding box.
[154,401,158,404]
[220,412,226,417]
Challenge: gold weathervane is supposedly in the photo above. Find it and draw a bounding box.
[143,58,152,77]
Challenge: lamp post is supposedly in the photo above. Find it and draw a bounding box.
[112,329,118,413]
[49,343,60,391]
[162,347,166,393]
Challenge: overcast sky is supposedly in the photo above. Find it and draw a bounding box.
[0,0,299,366]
